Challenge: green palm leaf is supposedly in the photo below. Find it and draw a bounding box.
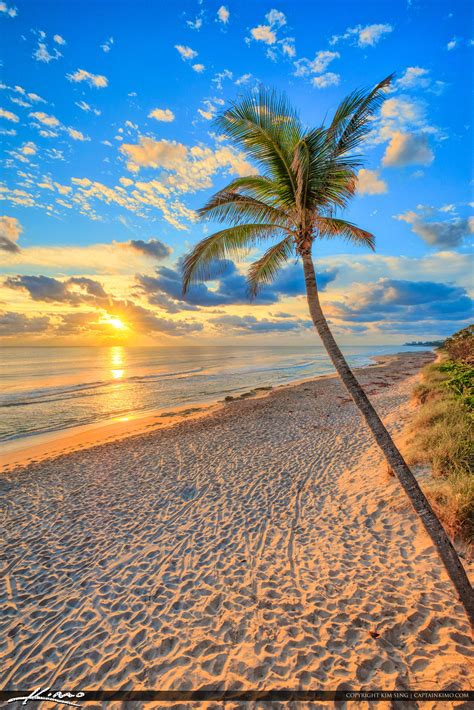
[215,87,302,200]
[316,217,375,250]
[247,236,296,298]
[182,223,289,294]
[198,191,292,227]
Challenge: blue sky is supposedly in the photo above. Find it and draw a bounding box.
[0,0,472,344]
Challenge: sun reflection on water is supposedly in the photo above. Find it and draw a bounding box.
[110,346,126,381]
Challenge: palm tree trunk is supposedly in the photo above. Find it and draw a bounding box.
[301,249,474,628]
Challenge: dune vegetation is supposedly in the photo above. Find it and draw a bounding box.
[407,326,474,551]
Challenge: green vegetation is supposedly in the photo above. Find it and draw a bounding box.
[407,327,474,549]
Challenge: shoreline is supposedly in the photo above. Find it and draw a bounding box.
[2,348,472,692]
[1,352,402,473]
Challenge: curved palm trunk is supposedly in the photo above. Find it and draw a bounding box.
[301,250,474,628]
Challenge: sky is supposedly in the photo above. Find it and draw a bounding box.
[0,0,472,346]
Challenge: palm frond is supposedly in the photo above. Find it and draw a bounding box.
[222,174,296,210]
[329,74,394,157]
[247,236,295,298]
[182,223,288,294]
[316,217,375,250]
[198,191,292,227]
[215,87,302,200]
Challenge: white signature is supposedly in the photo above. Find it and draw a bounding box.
[8,687,85,707]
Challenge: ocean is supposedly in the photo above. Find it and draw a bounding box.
[0,344,430,444]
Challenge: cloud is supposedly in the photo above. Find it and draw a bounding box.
[446,38,457,50]
[251,25,277,44]
[0,107,19,122]
[67,127,90,141]
[294,50,339,76]
[137,259,337,310]
[67,69,108,88]
[217,5,229,24]
[395,66,446,94]
[76,100,101,115]
[383,131,434,167]
[101,37,114,52]
[120,137,188,171]
[192,63,205,73]
[327,278,473,334]
[175,44,198,60]
[0,215,22,252]
[120,136,255,187]
[330,23,393,47]
[148,108,175,122]
[357,169,387,195]
[29,111,60,127]
[33,42,62,63]
[312,72,340,89]
[248,9,291,54]
[395,209,473,248]
[53,34,66,45]
[4,274,107,304]
[210,314,311,333]
[0,312,50,336]
[124,238,172,260]
[0,2,17,18]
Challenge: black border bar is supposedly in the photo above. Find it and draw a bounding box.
[1,690,472,703]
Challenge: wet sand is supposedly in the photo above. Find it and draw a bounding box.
[1,351,472,702]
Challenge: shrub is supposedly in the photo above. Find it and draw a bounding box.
[407,356,474,549]
[444,324,474,365]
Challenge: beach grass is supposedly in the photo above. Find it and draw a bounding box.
[407,354,474,548]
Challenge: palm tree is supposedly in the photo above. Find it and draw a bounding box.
[182,79,474,627]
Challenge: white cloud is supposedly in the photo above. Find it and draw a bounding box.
[187,17,203,31]
[0,216,22,252]
[235,73,252,85]
[295,50,338,76]
[33,42,62,63]
[330,23,393,47]
[0,107,19,122]
[175,44,198,60]
[266,9,286,28]
[29,111,60,127]
[192,63,205,73]
[248,9,288,49]
[0,2,17,18]
[312,72,340,89]
[21,141,37,155]
[446,38,457,50]
[217,6,229,24]
[53,34,66,45]
[250,25,276,44]
[357,169,388,195]
[75,100,101,115]
[67,69,108,88]
[67,127,90,141]
[396,66,430,89]
[383,131,434,167]
[395,208,473,248]
[394,66,446,96]
[101,37,114,52]
[148,108,175,122]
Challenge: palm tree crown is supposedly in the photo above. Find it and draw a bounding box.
[183,75,393,297]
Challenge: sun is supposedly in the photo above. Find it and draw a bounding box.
[108,317,125,330]
[102,315,127,331]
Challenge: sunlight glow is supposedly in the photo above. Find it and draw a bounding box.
[107,317,126,330]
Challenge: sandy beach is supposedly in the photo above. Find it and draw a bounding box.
[1,351,472,700]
